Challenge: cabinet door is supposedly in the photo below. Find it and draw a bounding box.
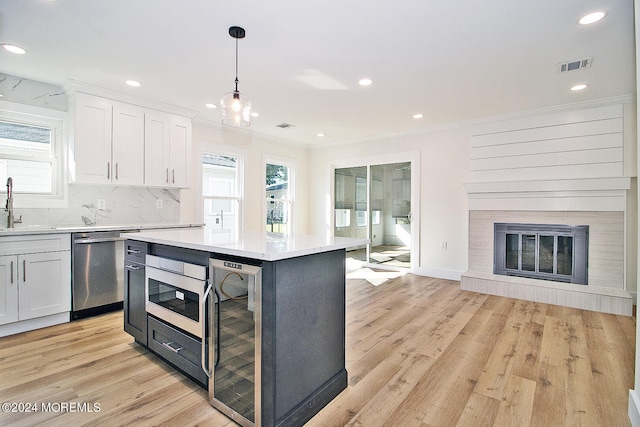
[144,111,171,186]
[74,93,113,184]
[112,102,145,185]
[169,116,191,188]
[18,251,71,321]
[0,255,19,325]
[124,262,147,344]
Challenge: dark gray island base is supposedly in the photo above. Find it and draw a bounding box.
[123,236,352,427]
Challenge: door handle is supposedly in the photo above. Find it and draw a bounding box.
[10,261,13,284]
[161,341,183,353]
[23,259,26,282]
[201,280,214,379]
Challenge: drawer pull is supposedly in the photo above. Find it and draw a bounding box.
[161,341,183,353]
[127,249,141,254]
[125,264,142,270]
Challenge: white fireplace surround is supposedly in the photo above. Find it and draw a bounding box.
[461,210,633,316]
[460,101,635,316]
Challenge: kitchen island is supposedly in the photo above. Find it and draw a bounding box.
[121,228,368,427]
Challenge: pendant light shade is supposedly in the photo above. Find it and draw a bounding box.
[220,26,251,127]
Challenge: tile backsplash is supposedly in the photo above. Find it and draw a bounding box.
[12,184,180,227]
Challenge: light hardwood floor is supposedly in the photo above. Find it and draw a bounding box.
[0,274,635,427]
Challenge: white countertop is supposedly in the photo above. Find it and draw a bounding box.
[122,228,369,261]
[0,223,203,237]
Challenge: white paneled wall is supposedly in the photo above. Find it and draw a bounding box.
[462,102,636,315]
[470,105,624,183]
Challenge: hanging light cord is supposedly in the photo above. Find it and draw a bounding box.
[234,37,239,93]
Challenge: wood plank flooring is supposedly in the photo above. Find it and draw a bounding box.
[0,273,635,427]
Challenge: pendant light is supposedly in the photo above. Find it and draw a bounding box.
[220,26,252,126]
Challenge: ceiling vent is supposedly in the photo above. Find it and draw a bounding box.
[275,123,295,129]
[558,57,593,73]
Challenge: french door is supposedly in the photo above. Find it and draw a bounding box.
[334,162,412,270]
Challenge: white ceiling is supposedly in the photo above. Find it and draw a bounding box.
[0,0,636,146]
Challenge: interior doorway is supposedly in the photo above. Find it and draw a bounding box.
[334,162,412,270]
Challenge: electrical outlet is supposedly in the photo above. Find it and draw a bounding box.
[441,241,448,251]
[97,199,106,210]
[156,199,163,209]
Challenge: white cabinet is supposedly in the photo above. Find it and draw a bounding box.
[72,92,191,188]
[0,234,71,327]
[0,255,19,324]
[144,112,191,188]
[72,93,145,185]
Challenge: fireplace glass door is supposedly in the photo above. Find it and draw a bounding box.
[506,233,574,278]
[495,223,587,285]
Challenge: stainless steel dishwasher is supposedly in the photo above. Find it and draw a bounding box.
[71,230,136,319]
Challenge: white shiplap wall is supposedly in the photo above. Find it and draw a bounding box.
[465,104,632,211]
[470,104,623,182]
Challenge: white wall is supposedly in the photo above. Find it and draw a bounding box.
[308,127,470,279]
[181,121,310,234]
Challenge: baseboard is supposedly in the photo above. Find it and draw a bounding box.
[629,390,640,426]
[412,266,463,281]
[0,312,70,337]
[276,369,348,427]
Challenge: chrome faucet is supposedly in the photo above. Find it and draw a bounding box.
[5,177,22,228]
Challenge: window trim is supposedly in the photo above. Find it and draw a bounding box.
[264,156,295,235]
[202,150,244,234]
[0,100,68,208]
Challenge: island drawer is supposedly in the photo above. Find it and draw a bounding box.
[147,316,207,386]
[124,239,147,264]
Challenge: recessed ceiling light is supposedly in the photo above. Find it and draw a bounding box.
[125,80,141,87]
[251,112,259,117]
[205,103,217,109]
[571,84,588,91]
[2,44,26,55]
[413,113,424,119]
[317,132,325,137]
[358,78,373,86]
[578,11,606,25]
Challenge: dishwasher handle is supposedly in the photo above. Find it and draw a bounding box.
[74,236,127,244]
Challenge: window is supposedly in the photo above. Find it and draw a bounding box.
[0,102,67,207]
[265,161,293,233]
[203,153,241,238]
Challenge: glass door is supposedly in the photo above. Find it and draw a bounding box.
[208,259,261,427]
[335,162,412,269]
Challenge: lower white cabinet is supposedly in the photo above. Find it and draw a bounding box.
[0,234,71,326]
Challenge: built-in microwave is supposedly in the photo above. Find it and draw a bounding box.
[145,254,208,338]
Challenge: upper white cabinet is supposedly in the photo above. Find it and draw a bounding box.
[71,91,192,188]
[73,93,145,185]
[144,112,191,188]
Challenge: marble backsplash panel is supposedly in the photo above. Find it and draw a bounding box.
[12,184,180,227]
[0,73,68,111]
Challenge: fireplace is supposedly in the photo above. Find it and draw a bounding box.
[494,223,588,285]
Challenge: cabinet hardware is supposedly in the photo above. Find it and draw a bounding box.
[107,162,110,179]
[161,341,183,353]
[115,162,119,180]
[125,264,142,270]
[10,261,13,284]
[166,168,169,183]
[172,169,175,184]
[126,249,141,254]
[23,259,26,282]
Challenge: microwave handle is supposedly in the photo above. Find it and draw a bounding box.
[201,280,214,379]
